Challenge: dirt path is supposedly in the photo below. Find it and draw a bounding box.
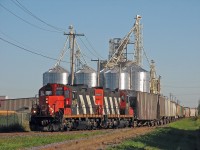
[37,127,155,150]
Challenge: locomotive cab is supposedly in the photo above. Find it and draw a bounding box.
[119,90,134,116]
[30,83,72,131]
[36,83,71,116]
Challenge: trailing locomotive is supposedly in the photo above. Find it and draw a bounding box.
[29,83,184,131]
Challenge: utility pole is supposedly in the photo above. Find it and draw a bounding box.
[91,59,100,86]
[64,26,84,85]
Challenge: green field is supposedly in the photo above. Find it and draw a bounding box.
[0,130,104,150]
[108,117,200,150]
[0,117,199,150]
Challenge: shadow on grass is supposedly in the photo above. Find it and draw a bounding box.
[111,127,200,150]
[0,123,26,133]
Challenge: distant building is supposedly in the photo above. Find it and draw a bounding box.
[0,97,36,111]
[0,96,8,100]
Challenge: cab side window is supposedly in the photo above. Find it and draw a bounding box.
[64,90,70,98]
[45,90,52,96]
[126,96,129,103]
[72,91,77,99]
[40,90,45,96]
[45,85,53,96]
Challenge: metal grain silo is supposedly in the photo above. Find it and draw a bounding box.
[43,65,69,85]
[104,67,118,90]
[127,64,150,92]
[104,67,130,90]
[75,65,97,87]
[120,67,130,90]
[99,68,108,87]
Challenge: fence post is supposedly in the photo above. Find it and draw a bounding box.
[7,104,8,127]
[21,112,23,125]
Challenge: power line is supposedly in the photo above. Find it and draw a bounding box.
[163,85,200,89]
[0,3,61,33]
[74,40,88,65]
[0,30,36,51]
[143,47,151,67]
[12,0,65,32]
[84,35,105,59]
[77,36,100,59]
[174,93,200,96]
[0,37,69,63]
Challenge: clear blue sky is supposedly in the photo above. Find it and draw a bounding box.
[0,0,200,108]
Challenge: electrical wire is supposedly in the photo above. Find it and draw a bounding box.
[0,30,34,51]
[84,35,105,59]
[143,47,151,67]
[54,36,70,67]
[77,36,100,59]
[0,37,69,63]
[163,85,200,89]
[0,3,61,33]
[12,0,65,32]
[75,40,88,65]
[173,93,200,96]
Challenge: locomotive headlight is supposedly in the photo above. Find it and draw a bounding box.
[32,108,37,114]
[46,97,48,103]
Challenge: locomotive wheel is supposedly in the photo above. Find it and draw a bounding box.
[29,124,37,131]
[48,124,53,132]
[92,121,97,130]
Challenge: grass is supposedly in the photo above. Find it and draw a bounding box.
[168,117,200,130]
[108,117,200,150]
[0,130,104,150]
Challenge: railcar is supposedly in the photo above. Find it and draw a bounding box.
[190,108,198,117]
[176,104,184,118]
[184,107,190,117]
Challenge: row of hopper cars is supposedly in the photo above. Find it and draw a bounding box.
[29,83,198,131]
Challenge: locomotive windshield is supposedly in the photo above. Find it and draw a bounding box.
[39,85,53,96]
[56,87,63,96]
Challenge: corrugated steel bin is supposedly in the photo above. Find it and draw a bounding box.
[184,107,190,117]
[136,92,158,120]
[190,108,197,117]
[158,96,166,118]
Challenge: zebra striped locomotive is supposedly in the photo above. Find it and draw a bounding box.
[30,83,134,131]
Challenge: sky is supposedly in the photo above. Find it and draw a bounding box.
[0,0,200,108]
